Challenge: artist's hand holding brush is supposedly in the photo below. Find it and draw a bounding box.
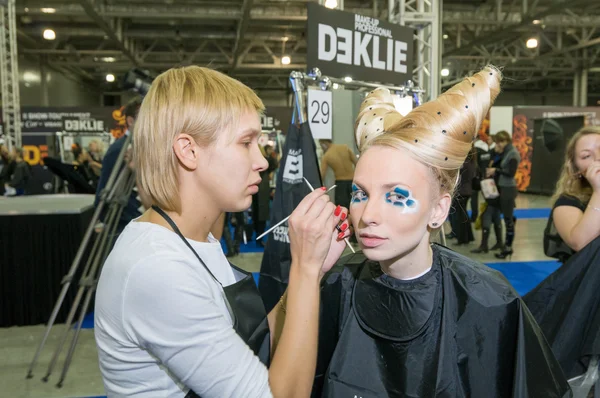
[287,187,351,279]
[268,186,350,397]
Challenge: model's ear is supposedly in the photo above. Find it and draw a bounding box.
[173,134,199,171]
[428,192,452,229]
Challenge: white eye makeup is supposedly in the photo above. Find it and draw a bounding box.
[351,184,420,214]
[385,187,419,214]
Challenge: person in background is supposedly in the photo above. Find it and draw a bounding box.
[87,139,104,176]
[485,130,521,259]
[319,139,357,211]
[0,144,15,196]
[544,126,600,261]
[95,98,151,235]
[524,126,600,382]
[4,147,31,196]
[471,134,492,221]
[471,132,508,254]
[452,145,476,245]
[253,144,278,246]
[72,143,100,188]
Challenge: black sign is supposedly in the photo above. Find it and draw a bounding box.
[307,3,414,85]
[63,118,107,133]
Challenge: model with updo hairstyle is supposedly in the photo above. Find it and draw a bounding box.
[311,66,570,398]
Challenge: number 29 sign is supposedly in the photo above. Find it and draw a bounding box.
[307,89,333,139]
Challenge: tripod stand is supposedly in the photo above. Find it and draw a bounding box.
[26,133,137,388]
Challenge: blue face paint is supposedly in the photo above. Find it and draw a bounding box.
[385,187,419,213]
[351,184,368,205]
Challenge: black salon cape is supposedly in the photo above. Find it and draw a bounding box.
[313,244,572,398]
[524,236,600,380]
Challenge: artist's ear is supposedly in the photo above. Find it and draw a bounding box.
[173,134,199,171]
[428,192,452,229]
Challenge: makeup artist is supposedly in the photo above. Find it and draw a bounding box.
[93,66,351,398]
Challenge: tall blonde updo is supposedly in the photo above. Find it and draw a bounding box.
[354,65,502,195]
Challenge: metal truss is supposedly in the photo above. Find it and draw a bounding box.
[0,0,21,149]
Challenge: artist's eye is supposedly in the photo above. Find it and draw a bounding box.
[242,141,252,148]
[386,193,405,202]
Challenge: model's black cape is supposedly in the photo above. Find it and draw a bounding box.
[313,244,572,398]
[524,236,600,380]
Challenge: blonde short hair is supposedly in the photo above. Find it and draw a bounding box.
[134,66,265,213]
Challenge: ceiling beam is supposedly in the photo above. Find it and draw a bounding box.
[75,0,139,66]
[231,0,255,72]
[443,0,593,57]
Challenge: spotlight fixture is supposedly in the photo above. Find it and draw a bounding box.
[106,74,115,83]
[344,76,352,83]
[281,55,291,65]
[43,29,56,40]
[324,0,338,9]
[526,38,538,49]
[441,68,450,77]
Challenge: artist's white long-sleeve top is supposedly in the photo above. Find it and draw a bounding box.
[94,221,272,398]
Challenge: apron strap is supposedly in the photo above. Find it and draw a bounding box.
[151,205,223,287]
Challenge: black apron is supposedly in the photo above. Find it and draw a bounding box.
[152,206,271,398]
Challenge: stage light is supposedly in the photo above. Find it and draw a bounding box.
[443,34,449,39]
[344,76,352,83]
[333,83,339,89]
[41,8,56,13]
[532,19,542,24]
[325,0,338,9]
[526,38,538,48]
[281,55,291,65]
[441,68,450,77]
[43,29,56,40]
[106,74,115,83]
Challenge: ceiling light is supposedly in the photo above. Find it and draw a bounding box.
[324,0,338,9]
[526,38,538,48]
[441,68,450,77]
[281,55,291,65]
[282,36,289,42]
[43,29,56,40]
[443,34,449,39]
[101,57,116,63]
[41,8,56,14]
[532,19,542,25]
[106,74,115,83]
[332,83,339,89]
[344,76,352,83]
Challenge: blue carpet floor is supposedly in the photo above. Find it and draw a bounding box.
[467,207,550,220]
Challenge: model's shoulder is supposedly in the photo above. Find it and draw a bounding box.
[435,245,519,305]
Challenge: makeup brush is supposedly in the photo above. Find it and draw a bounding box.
[256,184,337,241]
[302,177,355,254]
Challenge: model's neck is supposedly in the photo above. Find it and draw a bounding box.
[380,237,433,280]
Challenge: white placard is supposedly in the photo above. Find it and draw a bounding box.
[308,89,333,139]
[63,136,74,150]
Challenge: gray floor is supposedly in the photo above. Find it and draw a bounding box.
[1,193,553,398]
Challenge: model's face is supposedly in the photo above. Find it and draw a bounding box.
[195,111,268,212]
[350,146,437,263]
[574,133,600,178]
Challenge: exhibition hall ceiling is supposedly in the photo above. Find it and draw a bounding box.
[15,0,600,94]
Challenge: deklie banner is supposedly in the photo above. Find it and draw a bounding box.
[306,3,414,85]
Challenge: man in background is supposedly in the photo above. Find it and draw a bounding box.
[319,139,357,211]
[95,98,151,234]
